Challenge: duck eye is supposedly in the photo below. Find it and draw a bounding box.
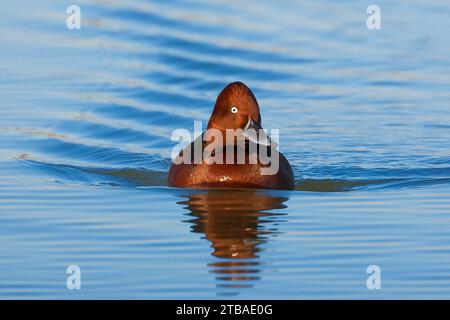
[231,106,238,114]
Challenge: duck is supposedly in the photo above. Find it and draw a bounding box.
[168,81,294,190]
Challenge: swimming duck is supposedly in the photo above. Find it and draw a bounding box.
[168,82,294,190]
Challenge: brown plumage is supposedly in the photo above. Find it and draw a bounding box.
[168,82,294,190]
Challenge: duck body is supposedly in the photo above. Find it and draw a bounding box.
[168,82,295,190]
[168,140,294,190]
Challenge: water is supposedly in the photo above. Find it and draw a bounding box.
[0,0,450,299]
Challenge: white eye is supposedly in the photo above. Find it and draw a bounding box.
[231,106,238,113]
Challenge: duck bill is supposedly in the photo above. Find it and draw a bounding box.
[243,116,274,147]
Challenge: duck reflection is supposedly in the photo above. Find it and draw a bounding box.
[179,190,288,294]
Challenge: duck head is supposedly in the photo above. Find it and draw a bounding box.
[207,82,270,145]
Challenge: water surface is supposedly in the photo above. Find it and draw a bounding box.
[1,0,450,298]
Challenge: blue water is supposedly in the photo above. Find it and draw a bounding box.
[1,0,450,299]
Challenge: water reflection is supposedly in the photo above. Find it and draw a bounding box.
[179,190,289,295]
